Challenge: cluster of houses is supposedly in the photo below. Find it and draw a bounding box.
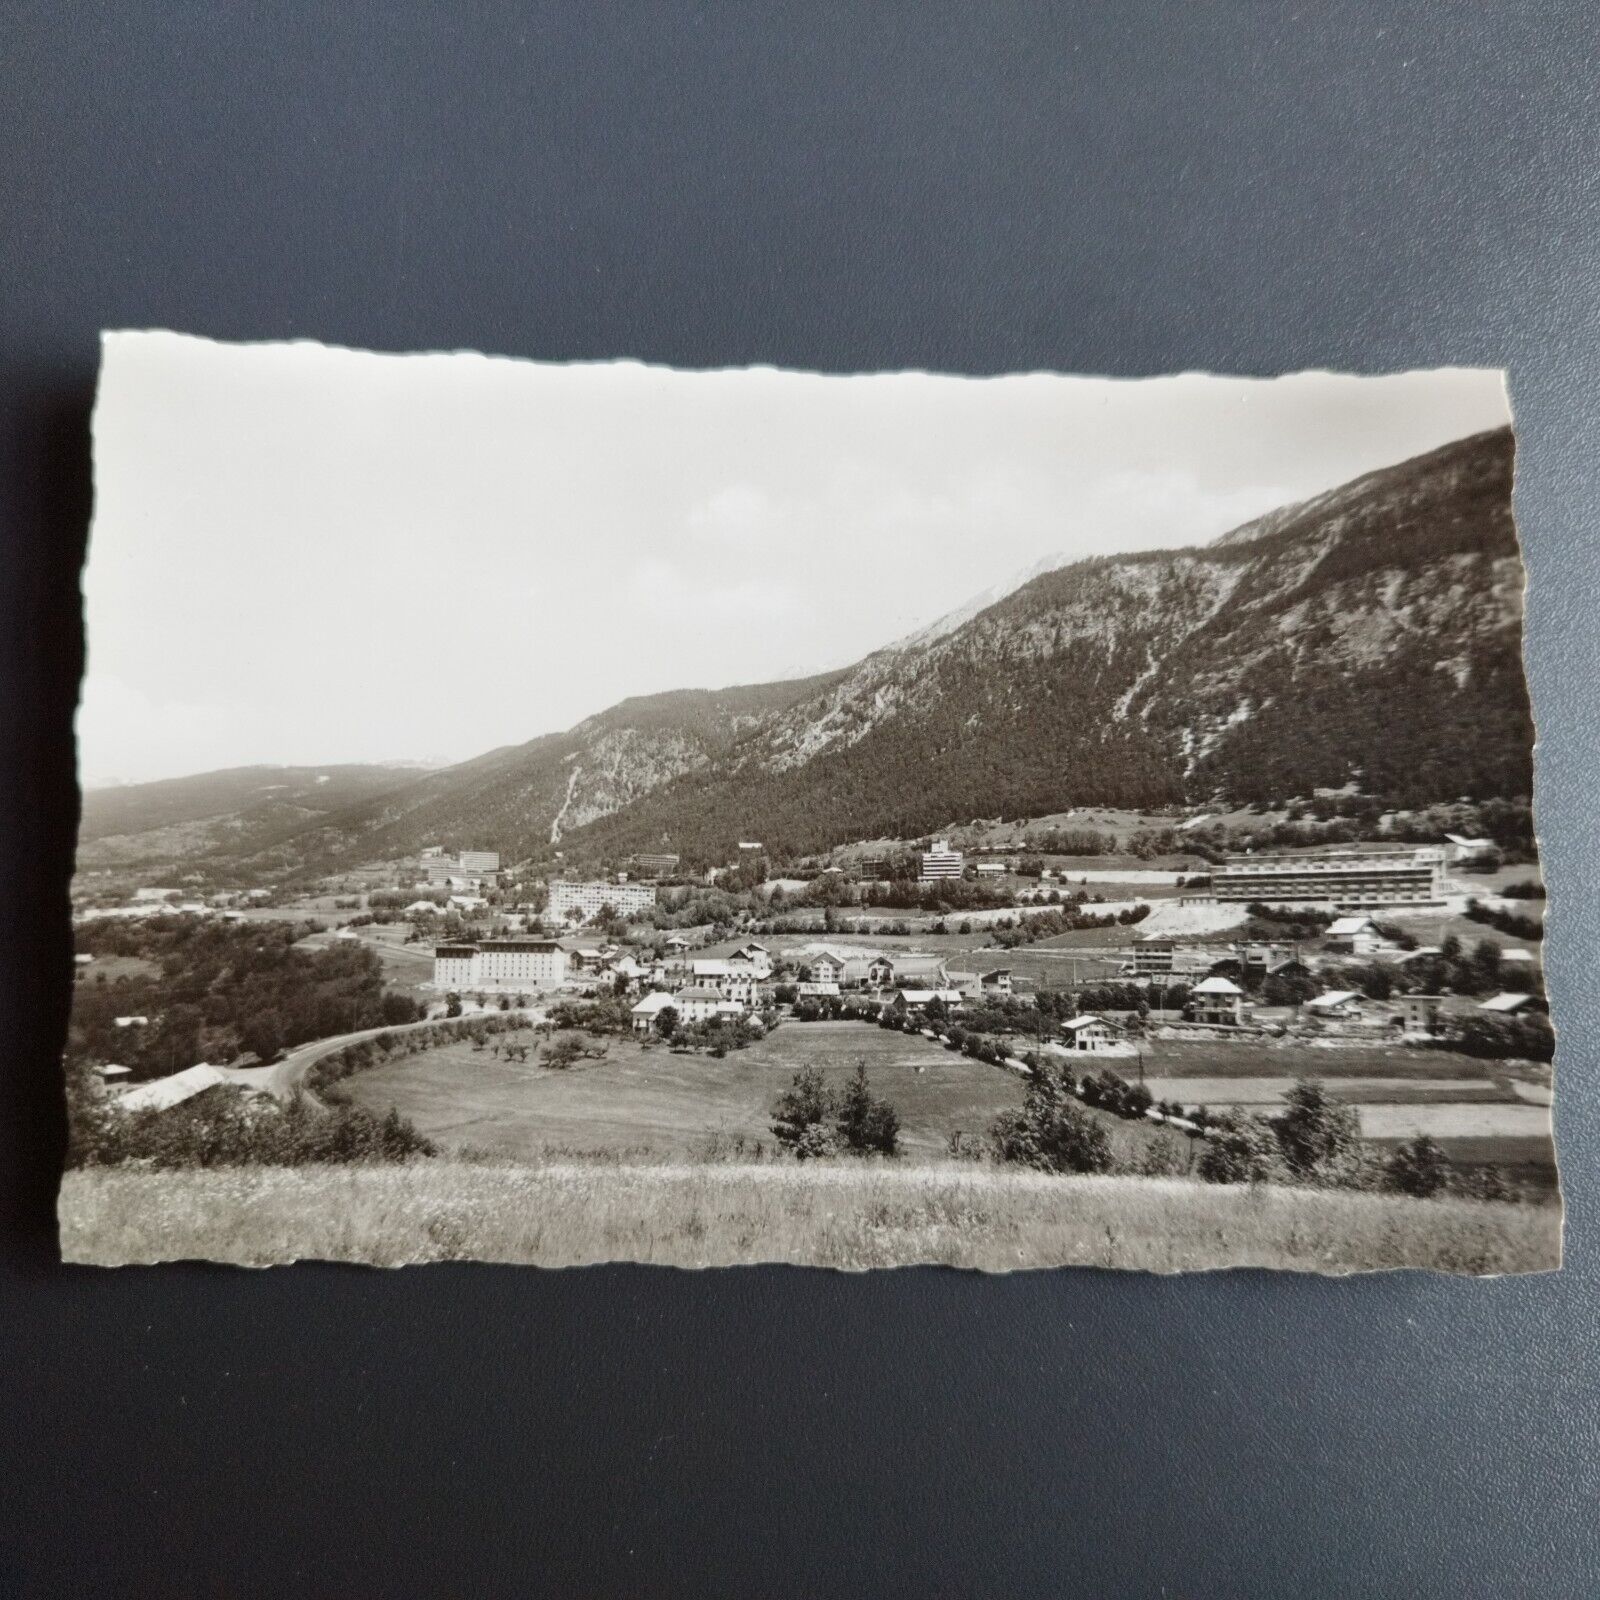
[618,941,1023,1035]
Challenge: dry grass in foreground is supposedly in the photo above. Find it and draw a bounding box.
[58,1161,1561,1275]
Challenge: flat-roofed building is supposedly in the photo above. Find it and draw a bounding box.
[632,853,681,878]
[1399,994,1447,1035]
[432,939,567,991]
[547,879,657,923]
[1214,845,1447,908]
[1126,940,1207,979]
[919,839,964,882]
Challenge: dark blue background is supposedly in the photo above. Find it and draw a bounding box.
[3,5,1596,1594]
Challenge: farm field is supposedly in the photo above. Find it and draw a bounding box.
[343,1021,1029,1160]
[1139,1038,1501,1080]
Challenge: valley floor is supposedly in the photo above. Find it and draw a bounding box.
[58,1160,1561,1275]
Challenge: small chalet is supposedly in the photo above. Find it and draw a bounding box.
[1059,1014,1117,1053]
[980,969,1014,998]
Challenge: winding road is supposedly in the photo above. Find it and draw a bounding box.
[215,1015,489,1102]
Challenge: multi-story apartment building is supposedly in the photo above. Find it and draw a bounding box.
[918,839,964,882]
[1213,845,1448,908]
[432,939,567,990]
[457,850,500,874]
[546,879,658,923]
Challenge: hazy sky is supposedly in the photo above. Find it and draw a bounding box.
[81,333,1511,786]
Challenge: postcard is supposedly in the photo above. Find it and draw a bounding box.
[60,334,1557,1272]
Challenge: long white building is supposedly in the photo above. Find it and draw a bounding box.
[1214,845,1448,908]
[433,939,567,991]
[547,880,658,923]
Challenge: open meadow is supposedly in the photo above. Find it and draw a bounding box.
[342,1020,1032,1160]
[59,1160,1562,1274]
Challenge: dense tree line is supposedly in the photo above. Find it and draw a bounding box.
[70,916,424,1078]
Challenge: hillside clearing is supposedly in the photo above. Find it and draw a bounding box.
[59,1161,1561,1274]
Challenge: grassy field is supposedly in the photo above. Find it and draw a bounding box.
[334,1017,1557,1193]
[74,953,161,983]
[58,1161,1562,1274]
[1138,1038,1502,1081]
[342,1021,1033,1161]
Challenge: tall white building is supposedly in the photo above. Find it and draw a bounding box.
[546,880,657,923]
[433,939,567,990]
[919,839,964,881]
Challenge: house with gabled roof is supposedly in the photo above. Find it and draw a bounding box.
[1186,975,1246,1026]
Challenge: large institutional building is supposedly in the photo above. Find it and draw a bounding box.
[432,939,567,991]
[1213,845,1448,908]
[423,848,500,885]
[919,839,964,882]
[546,880,658,923]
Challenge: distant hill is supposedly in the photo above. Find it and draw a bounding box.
[76,765,426,871]
[80,428,1530,880]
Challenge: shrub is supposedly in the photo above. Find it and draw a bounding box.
[1384,1135,1452,1198]
[990,1064,1114,1174]
[1197,1113,1286,1185]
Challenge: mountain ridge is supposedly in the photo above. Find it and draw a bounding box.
[79,427,1529,880]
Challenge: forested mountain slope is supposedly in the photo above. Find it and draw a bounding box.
[556,427,1528,860]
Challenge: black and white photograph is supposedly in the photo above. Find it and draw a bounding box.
[59,332,1557,1273]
